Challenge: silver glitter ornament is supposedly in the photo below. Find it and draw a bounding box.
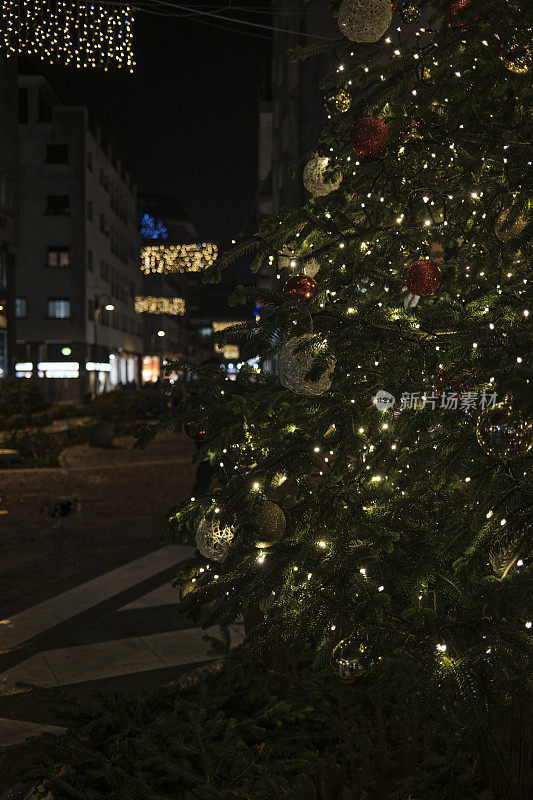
[277,333,336,396]
[303,156,342,197]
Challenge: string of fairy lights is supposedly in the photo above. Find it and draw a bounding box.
[176,6,532,669]
[134,296,186,315]
[0,0,135,69]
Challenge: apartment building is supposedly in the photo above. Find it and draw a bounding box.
[0,54,18,377]
[16,75,142,400]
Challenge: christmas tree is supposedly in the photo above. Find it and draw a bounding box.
[147,0,532,795]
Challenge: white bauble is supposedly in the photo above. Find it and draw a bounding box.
[195,515,234,562]
[277,333,336,396]
[303,156,342,197]
[303,257,321,278]
[338,0,393,43]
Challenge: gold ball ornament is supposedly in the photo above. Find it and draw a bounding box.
[253,500,286,548]
[330,638,368,683]
[502,42,532,74]
[195,514,235,561]
[494,198,530,242]
[338,0,393,43]
[303,156,342,197]
[277,333,336,396]
[476,400,533,460]
[324,87,352,115]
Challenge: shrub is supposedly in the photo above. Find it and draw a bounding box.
[30,410,54,427]
[0,377,48,424]
[93,387,168,421]
[4,412,27,429]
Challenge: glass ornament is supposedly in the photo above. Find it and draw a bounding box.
[277,333,336,396]
[330,638,368,683]
[196,515,235,561]
[253,500,286,548]
[476,401,533,461]
[350,117,389,157]
[283,274,318,302]
[184,419,208,441]
[338,0,393,43]
[303,156,342,197]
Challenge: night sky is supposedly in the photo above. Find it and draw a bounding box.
[29,7,272,243]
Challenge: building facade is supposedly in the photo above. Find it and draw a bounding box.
[16,75,142,400]
[0,54,18,377]
[137,192,197,382]
[258,0,336,221]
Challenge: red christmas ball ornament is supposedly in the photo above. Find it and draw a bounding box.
[184,418,208,441]
[283,274,318,302]
[449,0,478,30]
[349,117,389,158]
[405,260,441,296]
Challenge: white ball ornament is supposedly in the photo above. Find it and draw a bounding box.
[338,0,393,43]
[195,515,235,562]
[303,257,321,278]
[278,333,336,396]
[303,156,342,197]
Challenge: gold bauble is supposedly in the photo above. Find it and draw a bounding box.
[253,499,286,548]
[494,198,530,242]
[502,42,532,74]
[325,87,352,115]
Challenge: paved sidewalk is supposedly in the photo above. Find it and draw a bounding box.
[0,431,198,616]
[0,545,243,751]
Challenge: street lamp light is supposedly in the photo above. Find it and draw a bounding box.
[92,294,115,396]
[157,330,166,337]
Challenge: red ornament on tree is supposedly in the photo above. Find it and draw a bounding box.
[184,419,208,441]
[449,0,477,30]
[283,274,318,302]
[349,117,389,158]
[405,260,441,296]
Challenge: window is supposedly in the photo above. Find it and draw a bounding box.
[99,213,108,234]
[15,297,27,318]
[48,298,71,319]
[87,200,93,221]
[87,250,93,272]
[46,195,69,215]
[100,260,109,281]
[47,247,70,268]
[88,298,94,321]
[87,151,93,172]
[18,88,28,123]
[46,144,69,163]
